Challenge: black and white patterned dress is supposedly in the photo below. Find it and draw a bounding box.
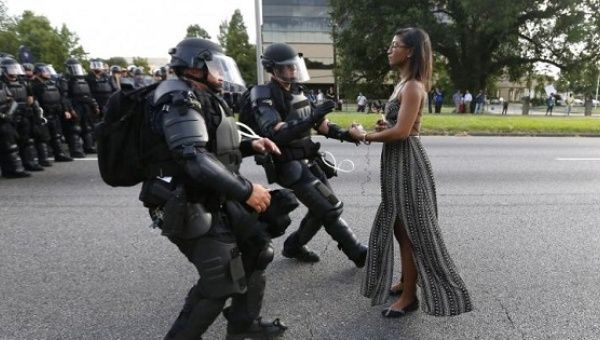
[361,97,472,316]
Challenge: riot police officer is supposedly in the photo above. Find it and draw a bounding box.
[1,57,44,171]
[0,62,30,178]
[138,38,288,340]
[85,58,117,112]
[61,58,99,156]
[250,43,367,266]
[31,63,73,162]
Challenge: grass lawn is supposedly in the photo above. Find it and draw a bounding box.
[326,110,600,136]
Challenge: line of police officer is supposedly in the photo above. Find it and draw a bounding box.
[0,54,140,179]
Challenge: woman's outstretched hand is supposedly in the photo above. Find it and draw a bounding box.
[349,123,367,142]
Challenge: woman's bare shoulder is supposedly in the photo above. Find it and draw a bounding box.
[398,80,425,99]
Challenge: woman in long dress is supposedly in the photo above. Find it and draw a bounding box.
[349,28,472,317]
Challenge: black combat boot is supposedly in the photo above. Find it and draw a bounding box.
[36,143,52,167]
[67,134,85,158]
[0,150,31,178]
[225,317,287,340]
[282,232,320,263]
[324,218,367,268]
[21,144,44,171]
[50,139,73,162]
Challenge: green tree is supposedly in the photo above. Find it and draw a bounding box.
[331,0,600,94]
[218,9,257,85]
[556,61,600,95]
[105,56,128,68]
[0,10,87,72]
[132,56,150,73]
[186,24,211,39]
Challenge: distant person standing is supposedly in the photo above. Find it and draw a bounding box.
[565,93,574,116]
[356,92,367,112]
[463,90,473,113]
[501,100,509,115]
[452,90,462,113]
[545,93,555,116]
[433,88,443,113]
[474,90,485,114]
[316,89,324,104]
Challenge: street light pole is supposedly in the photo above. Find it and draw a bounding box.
[596,69,600,106]
[255,0,264,84]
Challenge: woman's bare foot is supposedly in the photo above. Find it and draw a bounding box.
[389,293,417,311]
[390,282,403,295]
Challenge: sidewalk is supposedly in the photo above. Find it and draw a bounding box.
[462,103,598,117]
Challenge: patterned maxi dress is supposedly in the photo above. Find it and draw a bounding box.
[361,96,473,316]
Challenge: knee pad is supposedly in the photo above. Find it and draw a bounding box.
[191,238,247,298]
[293,179,342,220]
[256,243,274,270]
[322,202,343,225]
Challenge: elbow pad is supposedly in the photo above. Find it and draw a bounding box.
[184,151,252,202]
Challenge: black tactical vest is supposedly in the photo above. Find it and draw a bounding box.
[68,77,91,99]
[6,80,27,106]
[0,83,11,113]
[196,90,242,173]
[40,81,62,108]
[89,75,114,95]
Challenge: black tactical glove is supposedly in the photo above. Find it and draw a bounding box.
[312,100,336,123]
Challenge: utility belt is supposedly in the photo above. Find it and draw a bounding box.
[139,178,212,239]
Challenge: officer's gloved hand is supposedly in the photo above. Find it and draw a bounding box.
[312,100,336,123]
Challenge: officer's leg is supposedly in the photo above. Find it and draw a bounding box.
[282,212,321,262]
[62,115,85,158]
[224,234,286,339]
[79,105,96,153]
[164,283,227,340]
[277,161,323,263]
[289,170,367,267]
[0,122,30,178]
[16,114,43,171]
[164,229,247,340]
[33,122,52,167]
[47,116,73,162]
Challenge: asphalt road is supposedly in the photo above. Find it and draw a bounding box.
[1,136,600,340]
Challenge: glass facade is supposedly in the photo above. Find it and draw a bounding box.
[263,0,332,44]
[262,0,334,78]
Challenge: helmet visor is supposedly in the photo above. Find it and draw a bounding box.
[205,54,246,91]
[46,65,58,76]
[272,55,310,83]
[36,65,56,78]
[4,64,25,76]
[69,64,85,76]
[90,60,104,70]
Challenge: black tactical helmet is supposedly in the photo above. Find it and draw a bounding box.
[65,58,85,76]
[33,63,55,79]
[110,65,122,74]
[89,58,104,71]
[22,63,34,72]
[1,56,25,79]
[168,38,223,70]
[168,38,246,91]
[261,43,310,83]
[261,43,297,72]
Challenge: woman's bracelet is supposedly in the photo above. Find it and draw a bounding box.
[362,133,371,145]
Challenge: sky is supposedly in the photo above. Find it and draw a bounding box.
[4,0,258,59]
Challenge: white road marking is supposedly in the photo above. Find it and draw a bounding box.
[555,158,600,161]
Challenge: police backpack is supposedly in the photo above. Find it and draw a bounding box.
[237,85,259,133]
[95,83,159,187]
